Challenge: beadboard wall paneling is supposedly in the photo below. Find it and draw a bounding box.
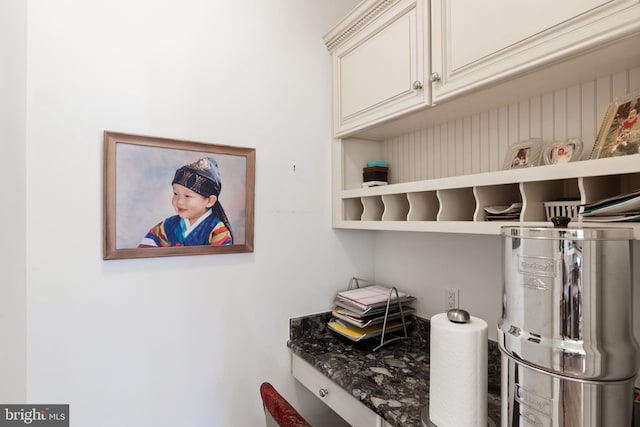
[383,66,640,183]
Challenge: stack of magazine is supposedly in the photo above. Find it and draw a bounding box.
[483,203,522,221]
[327,285,415,342]
[582,188,640,222]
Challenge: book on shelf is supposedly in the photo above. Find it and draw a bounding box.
[581,213,640,222]
[485,213,520,221]
[583,188,640,214]
[483,203,522,215]
[581,188,640,221]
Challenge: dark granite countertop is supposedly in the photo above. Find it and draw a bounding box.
[288,312,501,427]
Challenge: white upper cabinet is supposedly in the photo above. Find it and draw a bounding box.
[326,0,640,237]
[430,0,640,102]
[324,0,430,137]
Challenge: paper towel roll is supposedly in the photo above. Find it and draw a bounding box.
[429,312,488,427]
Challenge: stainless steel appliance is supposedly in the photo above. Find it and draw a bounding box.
[498,221,639,426]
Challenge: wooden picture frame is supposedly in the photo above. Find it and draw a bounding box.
[103,131,255,260]
[590,94,640,159]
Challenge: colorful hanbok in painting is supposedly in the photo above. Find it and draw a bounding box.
[139,210,232,247]
[138,157,234,248]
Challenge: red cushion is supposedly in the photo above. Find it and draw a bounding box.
[260,382,312,427]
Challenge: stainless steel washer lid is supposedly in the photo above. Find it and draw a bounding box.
[500,225,634,241]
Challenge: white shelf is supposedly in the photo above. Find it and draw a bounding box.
[341,156,640,196]
[334,220,640,238]
[335,155,640,239]
[334,220,545,234]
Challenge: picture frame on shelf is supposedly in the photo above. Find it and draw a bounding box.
[103,131,255,260]
[590,93,640,159]
[502,138,543,170]
[542,138,584,165]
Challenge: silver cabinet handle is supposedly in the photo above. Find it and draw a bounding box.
[412,80,423,90]
[430,72,441,82]
[319,388,328,398]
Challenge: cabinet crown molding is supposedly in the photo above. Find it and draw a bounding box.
[323,0,399,52]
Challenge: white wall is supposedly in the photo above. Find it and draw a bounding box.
[373,232,503,339]
[22,1,365,426]
[16,2,640,425]
[0,0,27,403]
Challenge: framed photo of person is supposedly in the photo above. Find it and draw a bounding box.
[502,138,543,170]
[542,138,583,165]
[103,131,255,260]
[589,93,640,159]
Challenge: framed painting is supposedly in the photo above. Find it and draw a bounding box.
[590,94,640,159]
[103,131,255,260]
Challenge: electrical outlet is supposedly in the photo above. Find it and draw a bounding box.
[445,288,459,310]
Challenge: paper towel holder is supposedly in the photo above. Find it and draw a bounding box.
[447,308,470,323]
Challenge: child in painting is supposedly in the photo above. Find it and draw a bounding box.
[612,105,639,155]
[621,106,638,132]
[617,106,638,142]
[139,157,233,247]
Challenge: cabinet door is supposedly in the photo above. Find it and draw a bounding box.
[431,0,640,101]
[331,0,429,137]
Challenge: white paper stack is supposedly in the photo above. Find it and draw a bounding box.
[328,284,415,342]
[582,188,640,222]
[429,312,488,427]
